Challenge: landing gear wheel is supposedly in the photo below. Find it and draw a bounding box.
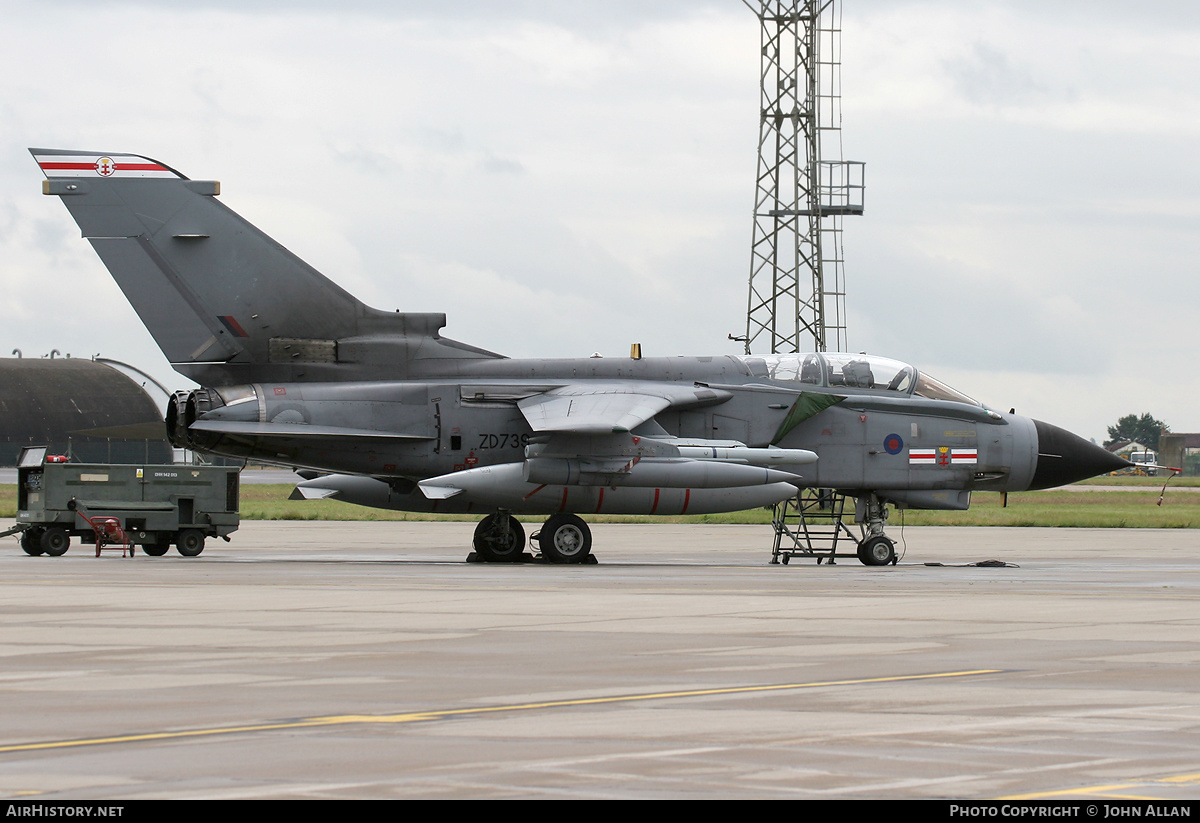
[21,530,44,556]
[41,527,70,557]
[857,535,895,566]
[538,514,592,563]
[143,537,171,557]
[176,529,206,557]
[473,514,526,562]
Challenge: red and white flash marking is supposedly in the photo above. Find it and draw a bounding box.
[34,153,179,178]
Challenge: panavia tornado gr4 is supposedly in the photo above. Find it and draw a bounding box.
[31,148,1129,564]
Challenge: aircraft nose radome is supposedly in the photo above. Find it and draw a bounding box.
[1028,419,1132,490]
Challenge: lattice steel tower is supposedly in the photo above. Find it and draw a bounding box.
[742,0,863,355]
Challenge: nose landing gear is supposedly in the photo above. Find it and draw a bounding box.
[855,493,897,566]
[857,534,896,566]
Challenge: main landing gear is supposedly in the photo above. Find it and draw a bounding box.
[471,510,595,564]
[472,512,526,562]
[536,513,593,563]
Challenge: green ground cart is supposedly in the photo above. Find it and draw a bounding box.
[11,446,240,557]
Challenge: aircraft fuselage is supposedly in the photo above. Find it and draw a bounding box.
[173,352,1047,518]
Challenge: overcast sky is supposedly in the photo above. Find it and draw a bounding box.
[3,0,1198,443]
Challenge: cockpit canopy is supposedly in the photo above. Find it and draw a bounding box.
[738,352,979,406]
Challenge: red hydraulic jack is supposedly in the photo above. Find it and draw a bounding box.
[67,499,133,558]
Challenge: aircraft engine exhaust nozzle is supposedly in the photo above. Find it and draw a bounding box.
[166,385,263,451]
[1028,419,1132,490]
[166,388,227,449]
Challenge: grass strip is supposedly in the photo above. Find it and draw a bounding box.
[2,478,1196,528]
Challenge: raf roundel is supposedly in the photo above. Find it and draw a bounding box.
[883,433,904,455]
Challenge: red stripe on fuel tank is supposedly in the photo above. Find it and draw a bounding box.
[594,487,605,513]
[680,488,691,515]
[649,488,660,515]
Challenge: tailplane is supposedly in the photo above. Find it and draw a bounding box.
[31,148,500,385]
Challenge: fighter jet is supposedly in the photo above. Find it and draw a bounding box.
[30,148,1129,564]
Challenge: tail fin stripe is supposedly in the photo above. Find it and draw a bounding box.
[39,161,170,173]
[38,162,100,171]
[33,151,179,179]
[218,316,250,338]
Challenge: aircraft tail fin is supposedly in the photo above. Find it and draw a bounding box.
[31,148,499,385]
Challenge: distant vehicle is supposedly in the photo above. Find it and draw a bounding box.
[13,447,239,557]
[1113,450,1157,477]
[30,148,1130,565]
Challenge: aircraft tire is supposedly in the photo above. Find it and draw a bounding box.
[473,514,525,562]
[41,527,70,557]
[538,514,592,563]
[143,538,171,557]
[857,535,895,566]
[177,529,206,557]
[21,530,44,556]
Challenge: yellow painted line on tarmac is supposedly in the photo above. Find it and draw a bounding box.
[1002,770,1200,800]
[0,668,1001,755]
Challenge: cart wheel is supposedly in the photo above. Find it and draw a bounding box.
[21,530,44,556]
[176,529,205,557]
[143,537,170,557]
[41,527,70,557]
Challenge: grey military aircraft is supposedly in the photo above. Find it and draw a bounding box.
[31,148,1129,564]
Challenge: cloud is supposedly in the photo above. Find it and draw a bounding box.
[3,0,1200,443]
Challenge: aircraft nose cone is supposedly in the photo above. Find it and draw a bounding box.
[1028,419,1132,490]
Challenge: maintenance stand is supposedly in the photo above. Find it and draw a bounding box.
[770,488,897,566]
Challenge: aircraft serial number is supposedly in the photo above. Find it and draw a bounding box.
[478,433,531,449]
